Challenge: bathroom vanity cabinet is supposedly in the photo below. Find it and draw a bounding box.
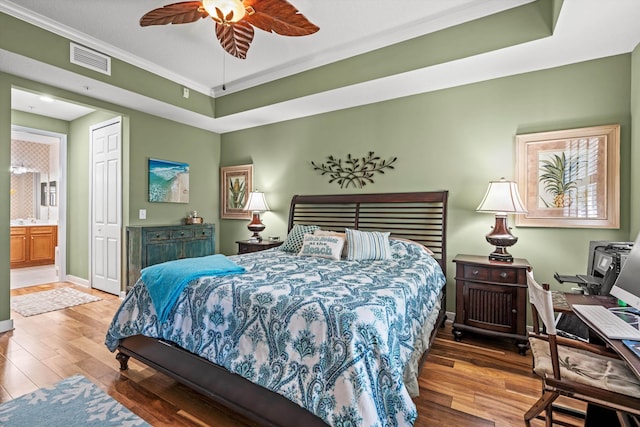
[10,225,58,268]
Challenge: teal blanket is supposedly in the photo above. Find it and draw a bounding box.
[141,254,245,322]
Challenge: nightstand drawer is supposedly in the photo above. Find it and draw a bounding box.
[237,240,283,254]
[462,264,518,283]
[490,268,518,283]
[462,264,490,281]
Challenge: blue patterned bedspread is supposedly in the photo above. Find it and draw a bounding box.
[105,239,445,426]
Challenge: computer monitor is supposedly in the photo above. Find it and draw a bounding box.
[610,233,640,311]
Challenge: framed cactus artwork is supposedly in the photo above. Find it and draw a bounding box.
[220,164,253,219]
[515,124,620,228]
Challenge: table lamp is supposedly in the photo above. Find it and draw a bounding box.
[244,190,270,242]
[476,178,527,262]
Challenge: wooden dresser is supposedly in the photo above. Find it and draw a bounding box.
[452,254,530,354]
[10,225,58,268]
[126,224,215,289]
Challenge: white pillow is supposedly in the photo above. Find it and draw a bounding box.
[298,234,345,261]
[345,228,391,261]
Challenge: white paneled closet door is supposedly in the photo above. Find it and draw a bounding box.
[90,118,122,295]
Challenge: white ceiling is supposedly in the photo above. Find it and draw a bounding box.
[1,0,532,96]
[3,0,640,133]
[11,88,95,121]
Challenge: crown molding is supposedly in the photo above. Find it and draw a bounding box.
[0,1,214,97]
[214,0,534,94]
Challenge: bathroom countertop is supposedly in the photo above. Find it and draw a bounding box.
[10,222,58,227]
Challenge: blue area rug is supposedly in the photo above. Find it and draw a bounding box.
[0,375,149,426]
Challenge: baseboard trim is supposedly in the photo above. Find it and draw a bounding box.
[65,275,90,288]
[0,319,14,333]
[446,311,456,323]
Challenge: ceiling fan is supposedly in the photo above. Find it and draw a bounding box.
[140,0,319,59]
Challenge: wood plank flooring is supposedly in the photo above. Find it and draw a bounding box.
[2,283,561,426]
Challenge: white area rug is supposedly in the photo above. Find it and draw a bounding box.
[11,287,101,317]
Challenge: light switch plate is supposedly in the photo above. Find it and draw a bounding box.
[139,209,146,219]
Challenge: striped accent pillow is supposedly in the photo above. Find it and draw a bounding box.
[346,229,391,261]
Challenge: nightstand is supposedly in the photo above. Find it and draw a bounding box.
[452,254,531,355]
[236,239,283,254]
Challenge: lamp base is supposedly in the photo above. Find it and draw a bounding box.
[486,214,517,263]
[247,212,265,242]
[488,251,514,263]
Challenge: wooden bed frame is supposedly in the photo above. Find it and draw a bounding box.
[116,191,448,426]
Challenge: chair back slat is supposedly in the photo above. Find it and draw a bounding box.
[526,269,557,335]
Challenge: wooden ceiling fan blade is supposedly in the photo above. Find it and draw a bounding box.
[140,1,208,26]
[243,0,319,36]
[216,21,254,59]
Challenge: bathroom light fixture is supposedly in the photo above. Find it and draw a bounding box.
[10,163,28,175]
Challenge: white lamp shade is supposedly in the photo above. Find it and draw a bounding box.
[244,191,270,212]
[476,178,527,214]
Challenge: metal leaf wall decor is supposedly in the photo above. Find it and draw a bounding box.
[311,152,397,189]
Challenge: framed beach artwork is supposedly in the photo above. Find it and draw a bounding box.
[148,158,190,203]
[220,164,253,219]
[515,124,620,228]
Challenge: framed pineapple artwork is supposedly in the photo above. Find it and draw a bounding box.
[515,124,620,228]
[220,164,253,220]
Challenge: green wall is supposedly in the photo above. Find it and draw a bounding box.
[220,55,633,312]
[0,75,10,324]
[1,72,221,326]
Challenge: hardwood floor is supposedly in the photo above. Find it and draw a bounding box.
[2,283,566,426]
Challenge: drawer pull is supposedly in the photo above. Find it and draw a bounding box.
[472,269,479,276]
[156,234,160,238]
[512,309,517,314]
[500,272,508,279]
[180,232,184,236]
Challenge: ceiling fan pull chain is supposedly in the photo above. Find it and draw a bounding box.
[222,53,226,91]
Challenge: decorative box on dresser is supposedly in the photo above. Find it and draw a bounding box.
[236,239,283,254]
[452,254,531,355]
[126,224,215,290]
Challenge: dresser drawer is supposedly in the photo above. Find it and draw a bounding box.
[193,227,213,239]
[171,228,195,240]
[144,230,171,241]
[462,264,517,283]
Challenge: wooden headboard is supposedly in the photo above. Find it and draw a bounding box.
[288,191,448,272]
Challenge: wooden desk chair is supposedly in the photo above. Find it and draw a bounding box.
[524,269,640,426]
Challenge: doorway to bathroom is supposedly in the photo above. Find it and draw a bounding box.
[9,126,67,289]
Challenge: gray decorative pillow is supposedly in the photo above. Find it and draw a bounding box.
[279,224,320,253]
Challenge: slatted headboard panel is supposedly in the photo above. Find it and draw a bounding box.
[288,191,448,272]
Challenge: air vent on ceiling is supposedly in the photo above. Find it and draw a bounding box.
[69,42,111,75]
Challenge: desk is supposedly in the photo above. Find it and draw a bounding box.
[564,293,640,379]
[564,294,640,426]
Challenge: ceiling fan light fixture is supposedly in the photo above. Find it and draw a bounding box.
[202,0,246,24]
